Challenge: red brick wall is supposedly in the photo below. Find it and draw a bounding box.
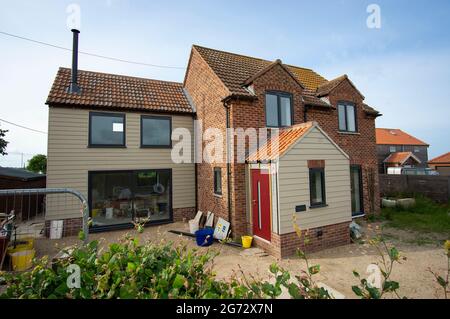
[173,207,196,222]
[183,48,231,224]
[184,48,380,243]
[307,79,380,215]
[230,64,306,238]
[253,221,350,259]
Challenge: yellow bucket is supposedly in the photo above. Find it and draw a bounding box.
[241,236,253,249]
[10,249,35,271]
[6,238,34,255]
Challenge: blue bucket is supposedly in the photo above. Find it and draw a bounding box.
[195,227,214,247]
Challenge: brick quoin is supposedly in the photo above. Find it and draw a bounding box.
[184,47,380,257]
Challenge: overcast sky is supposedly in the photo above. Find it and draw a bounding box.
[0,0,449,167]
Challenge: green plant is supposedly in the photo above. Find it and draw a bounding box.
[0,236,260,299]
[428,240,450,299]
[26,154,47,174]
[0,127,8,156]
[352,236,405,299]
[381,195,450,235]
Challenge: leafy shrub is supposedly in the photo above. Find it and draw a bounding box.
[0,236,262,299]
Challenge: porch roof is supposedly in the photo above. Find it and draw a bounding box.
[246,122,314,162]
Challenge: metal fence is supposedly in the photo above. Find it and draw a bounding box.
[0,188,89,244]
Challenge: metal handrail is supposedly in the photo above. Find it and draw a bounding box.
[0,188,89,243]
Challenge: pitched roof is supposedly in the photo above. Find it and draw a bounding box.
[316,74,364,99]
[383,152,421,164]
[376,128,429,146]
[429,152,450,164]
[242,59,304,89]
[0,167,45,181]
[192,45,328,95]
[46,68,194,114]
[247,122,314,162]
[192,45,379,115]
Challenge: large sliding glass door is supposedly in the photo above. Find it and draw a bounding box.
[89,169,172,229]
[350,165,364,217]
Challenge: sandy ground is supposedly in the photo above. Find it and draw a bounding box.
[27,221,449,299]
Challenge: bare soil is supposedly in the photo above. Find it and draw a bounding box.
[30,221,448,299]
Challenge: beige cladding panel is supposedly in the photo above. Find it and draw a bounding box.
[46,107,195,219]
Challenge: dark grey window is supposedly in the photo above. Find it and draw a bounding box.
[265,92,293,127]
[141,116,171,148]
[89,112,125,147]
[214,167,222,195]
[309,168,326,207]
[338,102,357,132]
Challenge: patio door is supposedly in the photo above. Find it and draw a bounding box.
[251,169,271,241]
[350,165,364,217]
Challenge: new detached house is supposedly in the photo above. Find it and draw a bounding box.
[46,33,381,257]
[184,46,381,257]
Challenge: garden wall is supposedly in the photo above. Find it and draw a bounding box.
[379,174,450,203]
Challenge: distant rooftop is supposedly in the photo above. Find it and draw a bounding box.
[0,167,46,181]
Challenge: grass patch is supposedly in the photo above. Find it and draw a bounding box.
[381,196,450,236]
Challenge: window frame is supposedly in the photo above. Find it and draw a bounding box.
[213,167,222,196]
[87,168,173,232]
[389,146,397,153]
[265,91,294,128]
[309,167,327,208]
[337,101,358,133]
[140,115,172,148]
[88,111,126,148]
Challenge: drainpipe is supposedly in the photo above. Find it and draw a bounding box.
[303,104,309,122]
[223,100,233,227]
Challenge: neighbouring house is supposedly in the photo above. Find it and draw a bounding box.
[184,45,381,257]
[428,152,450,176]
[45,30,382,257]
[0,167,46,221]
[376,128,429,173]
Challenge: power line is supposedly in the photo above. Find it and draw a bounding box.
[0,118,47,134]
[0,30,186,70]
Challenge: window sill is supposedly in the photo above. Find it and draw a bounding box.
[88,145,127,148]
[140,145,173,149]
[214,193,223,198]
[309,204,328,209]
[338,131,360,135]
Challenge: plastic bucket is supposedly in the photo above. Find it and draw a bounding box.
[10,249,35,271]
[241,236,253,249]
[6,238,34,255]
[189,220,199,234]
[195,227,214,247]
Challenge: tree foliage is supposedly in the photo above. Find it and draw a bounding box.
[26,154,47,174]
[0,128,8,156]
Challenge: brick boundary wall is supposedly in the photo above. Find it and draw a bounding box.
[253,221,351,259]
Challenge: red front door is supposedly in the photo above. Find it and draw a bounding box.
[251,169,271,241]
